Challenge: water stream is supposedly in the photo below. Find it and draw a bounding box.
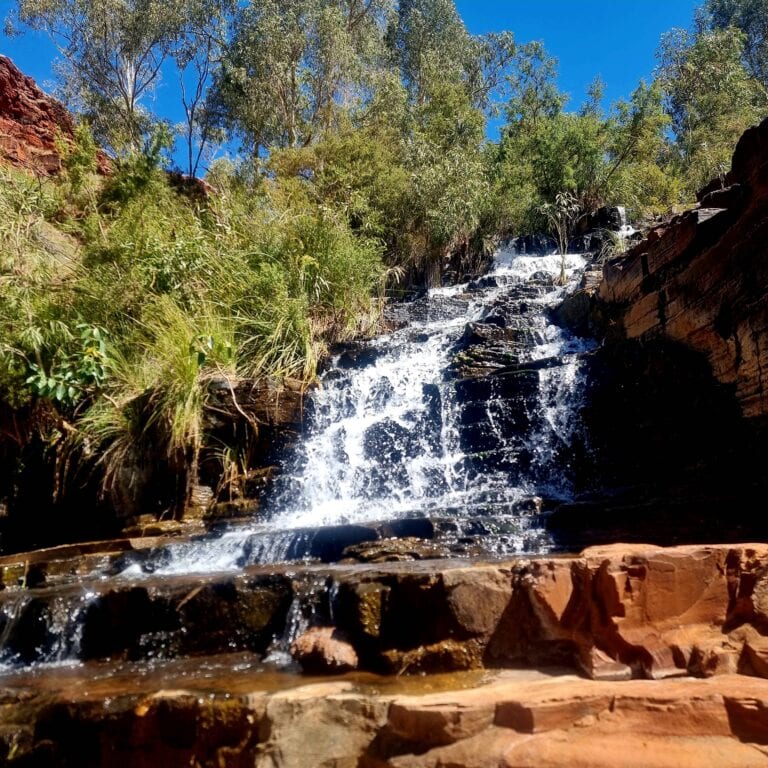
[148,246,595,575]
[0,246,596,671]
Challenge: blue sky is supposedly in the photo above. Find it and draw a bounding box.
[456,0,699,108]
[1,0,700,161]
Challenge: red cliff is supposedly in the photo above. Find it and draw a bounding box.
[0,54,77,175]
[599,117,768,423]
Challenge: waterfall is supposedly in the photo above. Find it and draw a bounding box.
[145,246,595,575]
[0,247,597,672]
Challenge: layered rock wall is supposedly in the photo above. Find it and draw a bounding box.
[0,55,75,175]
[599,116,768,424]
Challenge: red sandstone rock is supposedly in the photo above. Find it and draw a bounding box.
[598,116,768,421]
[291,626,359,673]
[0,55,110,176]
[7,670,768,767]
[0,55,74,175]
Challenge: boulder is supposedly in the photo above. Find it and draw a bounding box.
[291,626,359,673]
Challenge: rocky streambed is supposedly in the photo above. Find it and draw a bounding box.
[2,543,768,765]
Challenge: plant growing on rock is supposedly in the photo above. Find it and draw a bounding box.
[539,190,580,283]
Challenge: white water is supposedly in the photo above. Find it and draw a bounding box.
[145,247,595,575]
[266,249,590,526]
[0,249,598,676]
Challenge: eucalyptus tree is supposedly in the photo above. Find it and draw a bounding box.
[658,25,768,192]
[10,0,190,155]
[213,0,393,154]
[10,0,233,170]
[173,0,234,176]
[704,0,768,86]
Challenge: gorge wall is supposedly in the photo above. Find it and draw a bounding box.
[599,116,768,426]
[548,117,768,548]
[0,54,75,175]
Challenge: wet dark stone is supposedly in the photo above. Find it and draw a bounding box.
[363,419,416,465]
[460,422,506,453]
[336,344,381,370]
[506,234,557,255]
[467,275,499,291]
[530,271,556,285]
[376,518,436,539]
[366,379,395,410]
[3,598,56,664]
[80,587,179,661]
[309,525,380,563]
[340,537,453,563]
[482,313,506,327]
[586,205,626,231]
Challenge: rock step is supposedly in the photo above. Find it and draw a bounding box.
[2,668,768,767]
[2,544,768,684]
[0,509,549,589]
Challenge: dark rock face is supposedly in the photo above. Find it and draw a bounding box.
[506,233,557,255]
[545,118,768,547]
[545,336,768,549]
[599,117,768,424]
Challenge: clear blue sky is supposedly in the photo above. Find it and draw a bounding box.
[455,0,699,108]
[1,0,700,158]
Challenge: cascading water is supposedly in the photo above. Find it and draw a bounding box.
[0,245,597,673]
[149,246,595,574]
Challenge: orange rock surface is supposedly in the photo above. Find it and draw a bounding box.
[0,54,74,175]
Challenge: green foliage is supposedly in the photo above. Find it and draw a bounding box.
[214,0,391,151]
[492,46,684,234]
[704,0,768,86]
[7,0,768,519]
[26,324,109,406]
[658,26,768,195]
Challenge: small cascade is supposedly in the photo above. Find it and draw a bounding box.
[144,246,595,574]
[263,574,337,667]
[0,590,98,669]
[0,250,591,670]
[0,246,599,674]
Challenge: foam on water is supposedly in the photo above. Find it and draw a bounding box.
[146,248,595,576]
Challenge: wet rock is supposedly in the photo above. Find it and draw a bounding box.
[290,626,359,673]
[506,234,557,255]
[336,343,381,370]
[382,638,485,674]
[588,205,627,231]
[598,116,768,423]
[6,673,768,768]
[5,544,768,683]
[363,419,416,465]
[340,537,453,563]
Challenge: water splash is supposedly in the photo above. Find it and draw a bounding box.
[133,247,595,575]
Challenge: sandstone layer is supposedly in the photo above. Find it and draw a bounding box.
[3,543,768,682]
[2,669,767,767]
[3,544,768,765]
[598,116,768,424]
[0,55,76,175]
